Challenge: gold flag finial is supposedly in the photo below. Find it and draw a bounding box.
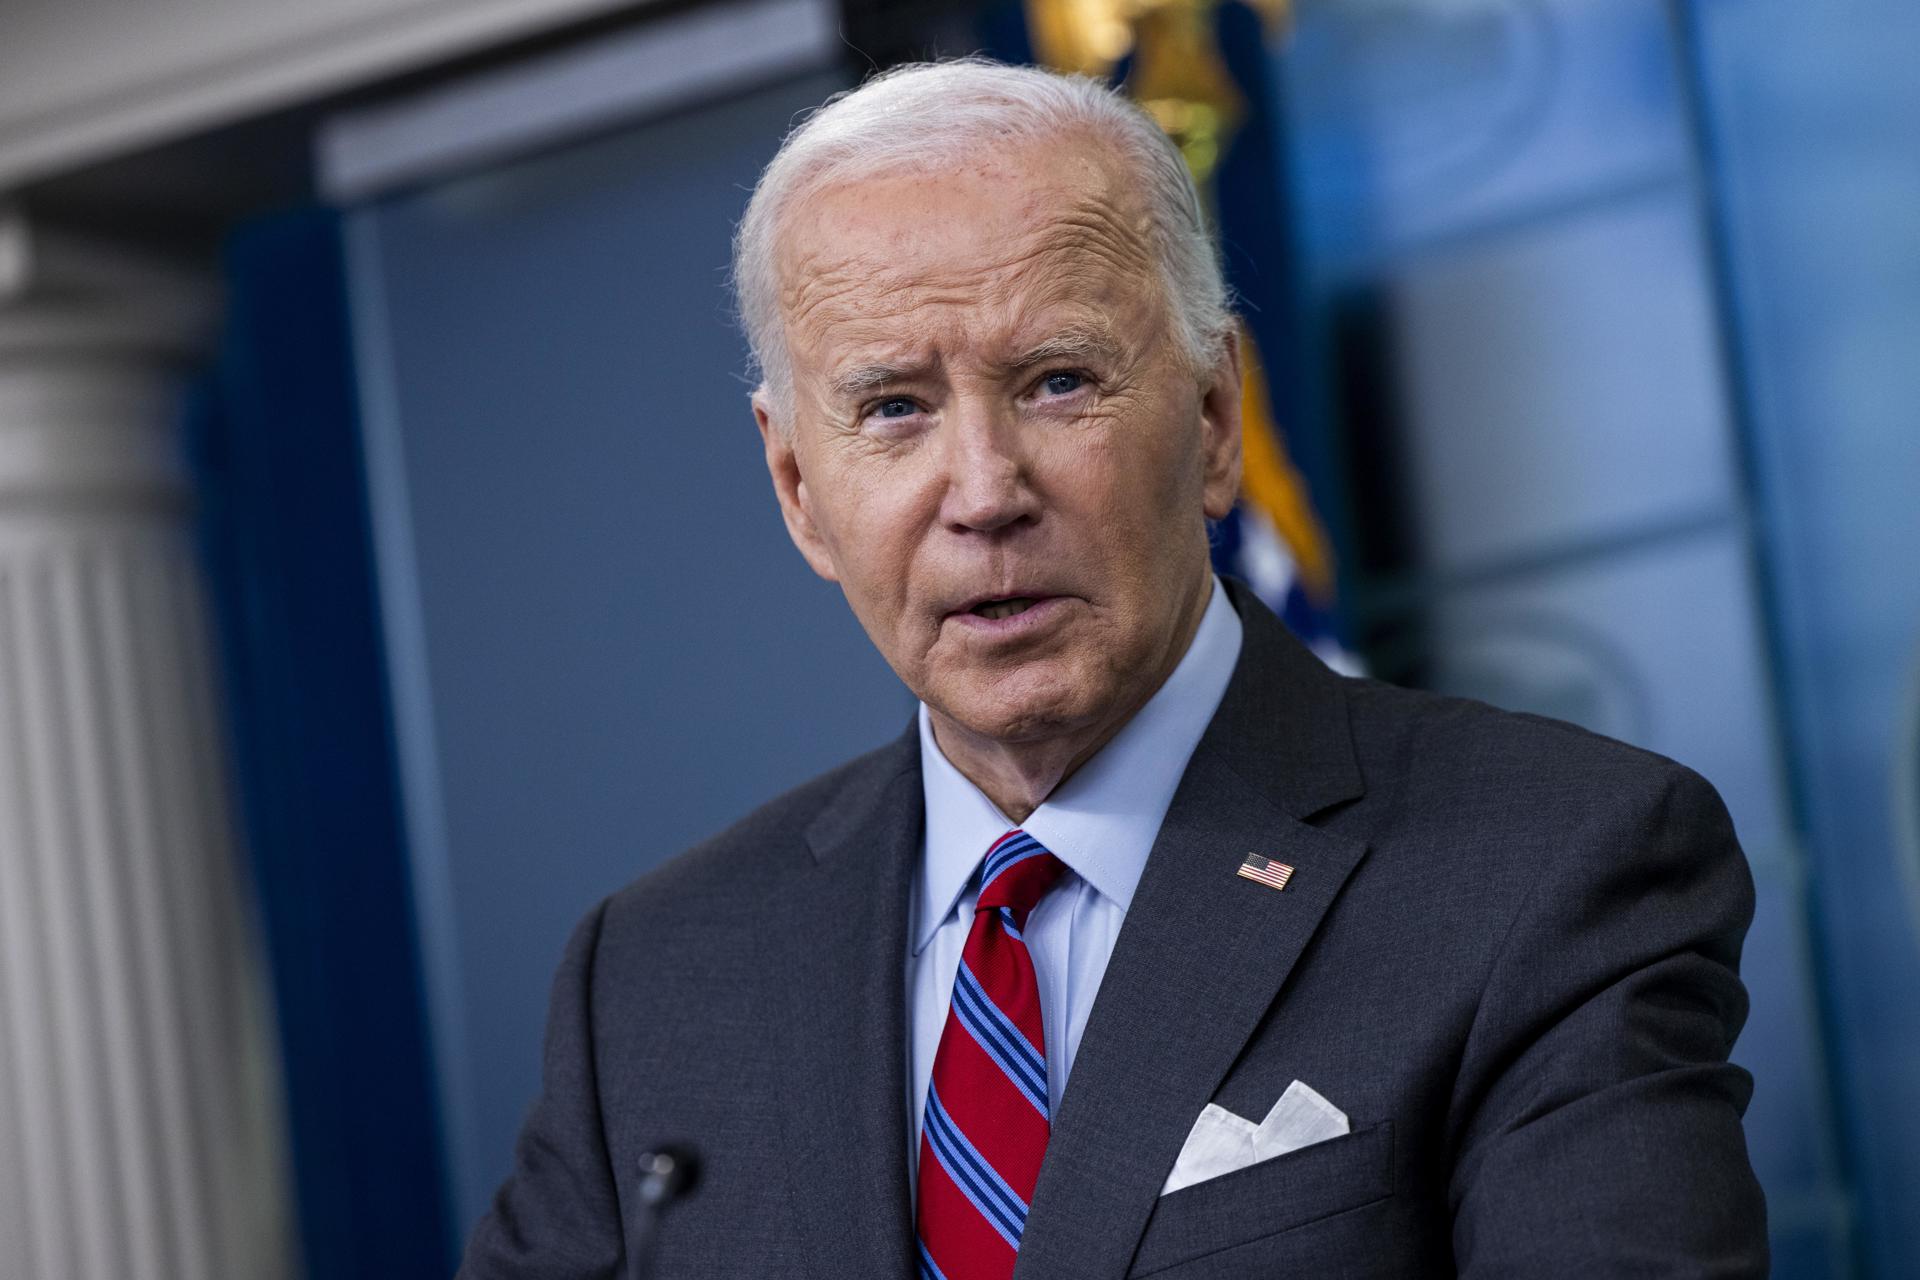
[1025,0,1290,189]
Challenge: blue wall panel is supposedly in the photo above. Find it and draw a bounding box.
[1690,2,1920,1272]
[1279,0,1857,1269]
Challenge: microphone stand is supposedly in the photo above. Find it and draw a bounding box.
[625,1146,700,1280]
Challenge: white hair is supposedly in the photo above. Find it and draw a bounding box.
[731,57,1234,421]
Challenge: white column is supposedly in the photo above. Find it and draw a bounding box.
[0,209,294,1280]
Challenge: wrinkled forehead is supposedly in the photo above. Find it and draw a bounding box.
[770,141,1164,362]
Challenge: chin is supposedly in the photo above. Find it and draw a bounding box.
[937,666,1108,745]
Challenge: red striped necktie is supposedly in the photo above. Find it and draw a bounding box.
[916,829,1067,1280]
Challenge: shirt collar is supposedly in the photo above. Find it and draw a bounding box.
[914,576,1244,954]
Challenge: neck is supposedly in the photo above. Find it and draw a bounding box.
[930,576,1214,823]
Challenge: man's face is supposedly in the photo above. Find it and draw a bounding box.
[757,136,1242,751]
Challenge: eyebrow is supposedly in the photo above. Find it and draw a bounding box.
[1007,322,1125,372]
[828,361,928,400]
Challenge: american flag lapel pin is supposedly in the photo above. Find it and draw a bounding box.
[1237,853,1295,892]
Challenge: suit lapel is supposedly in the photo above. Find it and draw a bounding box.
[1014,585,1370,1280]
[772,732,922,1280]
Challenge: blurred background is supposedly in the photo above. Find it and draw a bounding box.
[0,0,1914,1275]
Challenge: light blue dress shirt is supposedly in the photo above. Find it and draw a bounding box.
[908,577,1244,1172]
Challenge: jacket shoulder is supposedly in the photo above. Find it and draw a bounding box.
[598,732,916,924]
[1336,674,1731,836]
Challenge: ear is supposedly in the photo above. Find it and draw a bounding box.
[1198,329,1245,521]
[754,391,841,583]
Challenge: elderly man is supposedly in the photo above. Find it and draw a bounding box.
[461,59,1767,1278]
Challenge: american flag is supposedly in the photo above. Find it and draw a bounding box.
[1236,854,1295,892]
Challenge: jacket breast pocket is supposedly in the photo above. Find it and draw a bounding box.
[1127,1119,1395,1277]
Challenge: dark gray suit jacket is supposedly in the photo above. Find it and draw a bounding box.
[461,582,1768,1277]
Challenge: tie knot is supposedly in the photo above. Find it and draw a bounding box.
[976,830,1065,922]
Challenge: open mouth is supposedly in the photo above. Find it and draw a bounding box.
[968,597,1041,621]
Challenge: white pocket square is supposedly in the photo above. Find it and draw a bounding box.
[1159,1079,1350,1196]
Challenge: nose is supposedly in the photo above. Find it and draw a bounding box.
[938,399,1038,534]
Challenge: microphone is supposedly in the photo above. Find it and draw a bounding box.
[625,1146,700,1280]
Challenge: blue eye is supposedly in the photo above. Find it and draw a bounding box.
[1041,371,1085,397]
[875,398,919,419]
